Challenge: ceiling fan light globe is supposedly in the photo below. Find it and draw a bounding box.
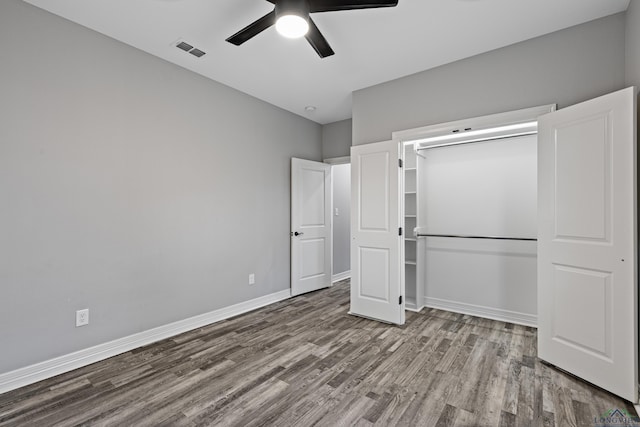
[276,15,309,38]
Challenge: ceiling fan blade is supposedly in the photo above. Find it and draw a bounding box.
[305,18,334,58]
[226,10,276,46]
[309,0,398,13]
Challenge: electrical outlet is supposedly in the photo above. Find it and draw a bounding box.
[249,273,255,285]
[76,309,89,327]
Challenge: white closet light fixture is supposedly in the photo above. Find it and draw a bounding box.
[275,0,310,38]
[415,121,538,151]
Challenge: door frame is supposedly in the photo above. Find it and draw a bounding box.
[389,104,555,322]
[324,156,351,283]
[391,105,556,145]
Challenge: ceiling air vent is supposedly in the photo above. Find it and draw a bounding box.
[175,40,206,58]
[176,41,193,52]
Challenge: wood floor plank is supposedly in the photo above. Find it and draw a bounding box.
[476,356,510,426]
[411,371,459,426]
[434,403,457,427]
[498,410,516,427]
[0,279,636,426]
[515,364,535,426]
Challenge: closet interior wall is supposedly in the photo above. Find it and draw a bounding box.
[415,135,538,326]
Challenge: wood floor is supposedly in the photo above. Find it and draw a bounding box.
[0,279,636,426]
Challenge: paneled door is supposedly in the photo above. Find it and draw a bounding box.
[350,140,405,325]
[291,158,332,296]
[538,87,637,402]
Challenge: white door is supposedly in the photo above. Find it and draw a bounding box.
[291,158,332,296]
[538,87,637,402]
[350,140,405,324]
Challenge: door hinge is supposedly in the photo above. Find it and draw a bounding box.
[399,295,403,305]
[399,159,403,168]
[399,227,403,236]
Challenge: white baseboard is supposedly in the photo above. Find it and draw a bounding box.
[332,270,351,283]
[0,289,292,395]
[424,297,537,328]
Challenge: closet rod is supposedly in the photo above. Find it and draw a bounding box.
[416,233,537,241]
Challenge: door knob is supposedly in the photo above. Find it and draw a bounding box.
[294,231,304,236]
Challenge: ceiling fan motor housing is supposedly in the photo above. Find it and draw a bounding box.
[276,0,310,20]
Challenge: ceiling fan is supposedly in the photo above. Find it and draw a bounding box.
[226,0,399,58]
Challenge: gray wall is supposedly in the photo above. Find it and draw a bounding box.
[322,119,352,159]
[331,164,351,276]
[626,1,640,88]
[353,13,627,145]
[0,0,321,374]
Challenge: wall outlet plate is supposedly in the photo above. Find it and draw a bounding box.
[249,274,255,285]
[76,309,89,327]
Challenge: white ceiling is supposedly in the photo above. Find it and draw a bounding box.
[23,0,630,124]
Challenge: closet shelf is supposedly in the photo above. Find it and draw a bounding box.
[404,145,422,314]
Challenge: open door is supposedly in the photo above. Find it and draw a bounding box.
[538,87,637,402]
[350,140,405,325]
[291,158,331,296]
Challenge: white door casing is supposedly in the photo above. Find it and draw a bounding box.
[350,140,405,325]
[291,158,332,296]
[538,87,637,402]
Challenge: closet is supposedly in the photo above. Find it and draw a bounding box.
[351,106,553,326]
[397,107,551,324]
[406,131,538,325]
[351,87,637,403]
